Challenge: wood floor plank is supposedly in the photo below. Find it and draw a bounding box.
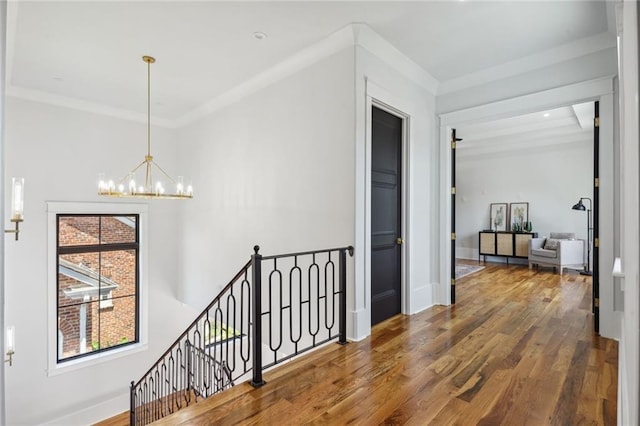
[98,262,617,426]
[551,339,591,424]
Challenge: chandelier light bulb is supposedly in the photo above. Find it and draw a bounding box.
[176,176,184,195]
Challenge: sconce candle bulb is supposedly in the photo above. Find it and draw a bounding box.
[5,325,15,366]
[6,177,25,241]
[11,177,24,221]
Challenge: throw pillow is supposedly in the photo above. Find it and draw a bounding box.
[544,238,560,250]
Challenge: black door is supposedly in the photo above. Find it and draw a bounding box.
[451,128,458,304]
[371,106,402,325]
[592,101,600,333]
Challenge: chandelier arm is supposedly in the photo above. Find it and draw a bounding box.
[150,160,178,184]
[112,159,148,185]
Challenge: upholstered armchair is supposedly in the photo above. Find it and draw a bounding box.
[528,232,584,276]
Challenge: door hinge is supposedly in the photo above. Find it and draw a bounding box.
[594,178,600,188]
[594,238,599,248]
[451,141,457,149]
[451,278,456,286]
[594,117,600,128]
[451,187,456,195]
[594,298,600,308]
[451,232,456,240]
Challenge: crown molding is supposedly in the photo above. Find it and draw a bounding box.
[438,32,616,96]
[6,86,176,128]
[175,23,439,127]
[7,22,437,129]
[173,23,356,127]
[351,23,439,95]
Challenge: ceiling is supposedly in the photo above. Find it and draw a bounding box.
[6,1,616,125]
[456,101,595,155]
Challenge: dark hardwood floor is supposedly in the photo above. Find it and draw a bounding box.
[97,262,617,425]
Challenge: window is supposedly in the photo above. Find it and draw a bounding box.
[56,214,139,363]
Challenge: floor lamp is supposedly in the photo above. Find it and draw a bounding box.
[571,198,592,276]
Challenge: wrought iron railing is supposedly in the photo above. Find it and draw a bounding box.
[130,244,353,425]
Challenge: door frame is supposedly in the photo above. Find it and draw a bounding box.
[364,81,410,329]
[438,77,618,339]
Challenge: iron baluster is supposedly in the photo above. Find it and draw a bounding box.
[240,273,251,368]
[308,254,320,342]
[268,259,284,363]
[289,257,303,353]
[338,248,349,344]
[325,253,336,330]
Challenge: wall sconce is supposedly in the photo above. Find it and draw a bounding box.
[5,325,15,366]
[5,177,24,241]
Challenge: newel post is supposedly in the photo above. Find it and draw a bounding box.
[129,381,135,426]
[250,245,266,387]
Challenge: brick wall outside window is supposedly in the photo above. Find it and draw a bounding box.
[57,215,138,360]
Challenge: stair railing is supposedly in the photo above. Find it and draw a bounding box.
[130,244,353,425]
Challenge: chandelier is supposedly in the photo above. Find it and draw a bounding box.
[98,56,193,199]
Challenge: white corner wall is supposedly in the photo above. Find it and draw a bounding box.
[3,98,196,425]
[177,37,440,343]
[456,137,593,261]
[616,0,639,423]
[352,45,438,340]
[176,48,356,310]
[0,1,6,423]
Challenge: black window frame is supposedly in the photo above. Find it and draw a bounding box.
[56,213,140,363]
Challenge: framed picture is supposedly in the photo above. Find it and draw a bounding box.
[510,202,529,229]
[490,203,508,231]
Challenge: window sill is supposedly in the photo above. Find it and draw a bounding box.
[47,342,148,377]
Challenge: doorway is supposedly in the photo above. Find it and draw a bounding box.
[451,102,599,330]
[371,106,403,325]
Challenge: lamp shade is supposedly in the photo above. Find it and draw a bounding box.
[572,199,586,211]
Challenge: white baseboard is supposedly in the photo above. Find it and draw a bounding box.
[42,391,128,425]
[349,308,369,341]
[456,247,478,260]
[409,283,435,314]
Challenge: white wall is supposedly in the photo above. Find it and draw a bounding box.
[176,48,355,310]
[3,98,196,425]
[353,45,438,339]
[456,137,592,261]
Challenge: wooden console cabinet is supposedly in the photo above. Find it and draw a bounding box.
[478,231,538,263]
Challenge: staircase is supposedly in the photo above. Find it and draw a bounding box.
[129,245,353,425]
